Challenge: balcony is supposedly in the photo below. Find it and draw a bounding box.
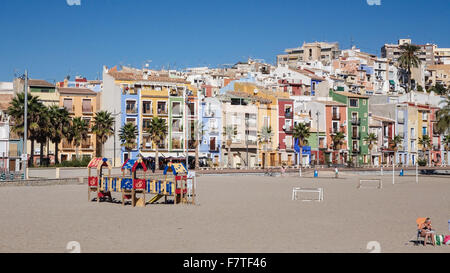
[62,141,73,149]
[204,111,215,118]
[352,132,360,139]
[157,108,168,116]
[351,118,361,125]
[332,113,341,120]
[352,147,360,153]
[283,125,293,134]
[8,151,20,157]
[126,108,138,115]
[81,143,93,150]
[433,145,440,151]
[397,117,405,124]
[285,112,293,119]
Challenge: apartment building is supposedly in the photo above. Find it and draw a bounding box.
[277,42,341,66]
[58,87,100,162]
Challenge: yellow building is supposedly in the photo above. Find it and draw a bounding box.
[58,87,100,162]
[232,82,289,167]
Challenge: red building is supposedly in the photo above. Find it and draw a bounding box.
[278,98,295,166]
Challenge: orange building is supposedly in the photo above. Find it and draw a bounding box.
[58,87,100,162]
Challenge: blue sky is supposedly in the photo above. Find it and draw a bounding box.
[0,0,449,82]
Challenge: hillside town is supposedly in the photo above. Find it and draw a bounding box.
[1,38,450,173]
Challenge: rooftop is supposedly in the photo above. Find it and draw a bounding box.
[58,87,98,96]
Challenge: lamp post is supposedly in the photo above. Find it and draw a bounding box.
[112,111,122,167]
[245,114,249,169]
[23,70,28,179]
[316,111,320,167]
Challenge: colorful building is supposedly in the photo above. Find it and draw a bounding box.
[59,87,100,162]
[331,91,370,165]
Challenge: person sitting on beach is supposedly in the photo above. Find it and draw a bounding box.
[420,218,436,246]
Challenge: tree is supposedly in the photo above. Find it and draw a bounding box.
[92,110,114,157]
[364,133,378,167]
[48,105,71,164]
[389,135,403,166]
[223,125,237,168]
[418,135,432,166]
[146,117,167,171]
[436,94,450,134]
[429,83,448,95]
[331,131,346,164]
[258,126,274,169]
[398,43,421,93]
[34,106,51,166]
[191,121,204,170]
[119,122,138,157]
[293,123,311,168]
[7,92,45,167]
[70,117,90,160]
[443,135,450,166]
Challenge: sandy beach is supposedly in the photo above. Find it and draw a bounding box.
[0,172,449,253]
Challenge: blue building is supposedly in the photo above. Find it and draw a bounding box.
[199,97,222,167]
[121,85,141,162]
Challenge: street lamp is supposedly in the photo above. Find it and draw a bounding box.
[112,111,122,167]
[22,70,29,180]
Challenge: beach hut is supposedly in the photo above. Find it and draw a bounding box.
[87,157,112,202]
[121,158,148,207]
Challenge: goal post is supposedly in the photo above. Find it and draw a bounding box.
[358,179,382,189]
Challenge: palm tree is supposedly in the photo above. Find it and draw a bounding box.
[364,133,378,167]
[223,125,237,168]
[35,106,51,166]
[443,135,450,166]
[436,94,450,134]
[70,117,90,160]
[92,110,114,157]
[119,122,138,158]
[418,135,432,166]
[258,126,274,169]
[293,123,311,168]
[389,135,403,167]
[48,105,70,164]
[7,92,45,167]
[146,117,167,171]
[331,131,346,164]
[398,43,421,93]
[191,121,204,170]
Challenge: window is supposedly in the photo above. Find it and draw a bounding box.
[82,99,92,113]
[172,119,182,132]
[142,101,152,115]
[209,118,218,133]
[349,99,358,107]
[126,118,136,126]
[142,118,151,131]
[172,101,182,116]
[171,135,183,150]
[157,101,167,115]
[82,117,91,128]
[264,117,270,128]
[126,100,137,114]
[63,98,73,112]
